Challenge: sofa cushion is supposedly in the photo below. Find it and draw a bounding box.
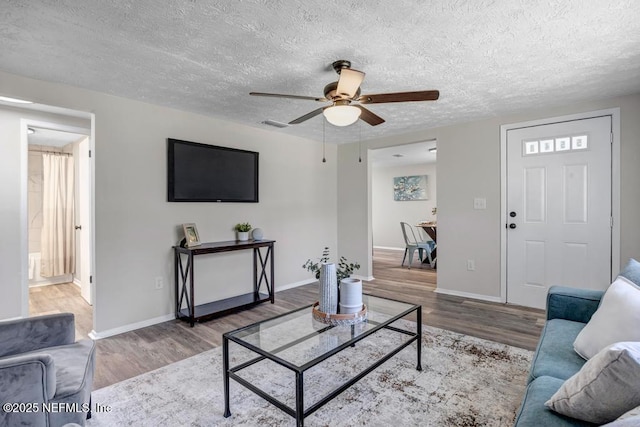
[619,258,640,287]
[514,376,596,427]
[546,286,604,323]
[546,342,640,424]
[528,319,586,383]
[573,276,640,359]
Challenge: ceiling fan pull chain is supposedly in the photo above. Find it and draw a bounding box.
[358,121,362,163]
[322,118,327,163]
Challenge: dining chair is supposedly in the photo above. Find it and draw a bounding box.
[400,222,434,269]
[416,226,437,268]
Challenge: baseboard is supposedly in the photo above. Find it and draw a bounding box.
[434,287,504,303]
[373,246,405,251]
[89,314,175,340]
[89,279,318,339]
[73,278,82,288]
[28,274,74,288]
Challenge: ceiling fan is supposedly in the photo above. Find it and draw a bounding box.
[250,60,439,127]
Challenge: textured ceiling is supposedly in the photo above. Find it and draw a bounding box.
[2,1,640,144]
[371,141,437,167]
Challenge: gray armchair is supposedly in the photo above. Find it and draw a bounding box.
[0,313,96,427]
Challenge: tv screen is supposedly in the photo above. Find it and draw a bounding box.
[168,139,259,202]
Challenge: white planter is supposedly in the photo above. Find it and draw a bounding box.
[339,277,362,312]
[237,231,250,241]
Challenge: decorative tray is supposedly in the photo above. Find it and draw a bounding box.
[311,302,367,326]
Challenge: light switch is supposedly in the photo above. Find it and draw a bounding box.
[473,198,487,210]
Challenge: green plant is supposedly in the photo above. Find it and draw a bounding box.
[303,247,361,282]
[234,222,252,232]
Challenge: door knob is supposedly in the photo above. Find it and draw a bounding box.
[509,223,517,229]
[510,212,517,217]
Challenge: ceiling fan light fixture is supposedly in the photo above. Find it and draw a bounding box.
[323,105,361,127]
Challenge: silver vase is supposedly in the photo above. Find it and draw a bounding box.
[319,263,338,314]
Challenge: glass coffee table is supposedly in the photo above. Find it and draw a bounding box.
[223,294,421,426]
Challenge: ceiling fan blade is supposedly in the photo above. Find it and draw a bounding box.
[250,92,327,102]
[357,105,385,126]
[336,69,365,99]
[358,90,440,104]
[288,107,325,124]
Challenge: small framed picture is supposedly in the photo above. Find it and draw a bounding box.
[182,223,201,247]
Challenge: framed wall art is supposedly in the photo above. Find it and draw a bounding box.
[393,175,429,201]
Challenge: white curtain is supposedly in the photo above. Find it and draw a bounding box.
[41,153,75,277]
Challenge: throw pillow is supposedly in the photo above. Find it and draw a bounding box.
[603,415,640,427]
[546,342,640,424]
[603,405,640,426]
[573,276,640,359]
[619,258,640,287]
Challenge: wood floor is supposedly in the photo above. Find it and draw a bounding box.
[30,249,545,390]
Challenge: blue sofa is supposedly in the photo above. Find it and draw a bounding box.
[514,286,604,426]
[515,260,640,426]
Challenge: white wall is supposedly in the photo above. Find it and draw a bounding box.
[372,163,436,249]
[0,70,338,334]
[338,93,640,300]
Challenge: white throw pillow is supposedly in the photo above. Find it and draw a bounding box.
[573,276,640,360]
[546,342,640,424]
[603,405,640,426]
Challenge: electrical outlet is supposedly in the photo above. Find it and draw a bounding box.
[466,260,475,271]
[155,277,164,290]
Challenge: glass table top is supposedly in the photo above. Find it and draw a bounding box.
[225,294,418,369]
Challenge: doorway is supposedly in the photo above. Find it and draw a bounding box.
[24,119,94,336]
[369,140,438,272]
[501,110,620,309]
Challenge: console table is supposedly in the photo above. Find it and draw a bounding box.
[173,239,275,326]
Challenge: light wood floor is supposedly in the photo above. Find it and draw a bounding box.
[30,249,545,390]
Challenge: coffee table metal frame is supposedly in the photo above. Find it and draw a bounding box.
[222,295,422,427]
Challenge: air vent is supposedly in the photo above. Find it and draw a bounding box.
[261,120,289,128]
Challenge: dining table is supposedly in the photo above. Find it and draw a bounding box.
[416,221,437,268]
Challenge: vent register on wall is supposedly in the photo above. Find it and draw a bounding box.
[167,138,259,202]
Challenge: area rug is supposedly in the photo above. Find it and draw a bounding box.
[87,323,532,426]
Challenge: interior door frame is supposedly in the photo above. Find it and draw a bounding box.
[20,116,96,317]
[499,108,621,304]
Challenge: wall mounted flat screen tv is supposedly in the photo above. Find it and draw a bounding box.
[168,138,259,202]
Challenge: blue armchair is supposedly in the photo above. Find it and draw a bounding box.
[0,313,96,426]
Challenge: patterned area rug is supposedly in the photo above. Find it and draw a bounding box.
[87,323,531,426]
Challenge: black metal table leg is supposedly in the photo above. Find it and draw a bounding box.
[416,306,423,371]
[270,245,275,303]
[295,371,304,427]
[174,251,179,318]
[188,252,195,327]
[223,336,231,418]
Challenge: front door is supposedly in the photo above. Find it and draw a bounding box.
[506,115,612,309]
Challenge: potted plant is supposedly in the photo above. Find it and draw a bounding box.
[303,247,360,282]
[234,222,252,241]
